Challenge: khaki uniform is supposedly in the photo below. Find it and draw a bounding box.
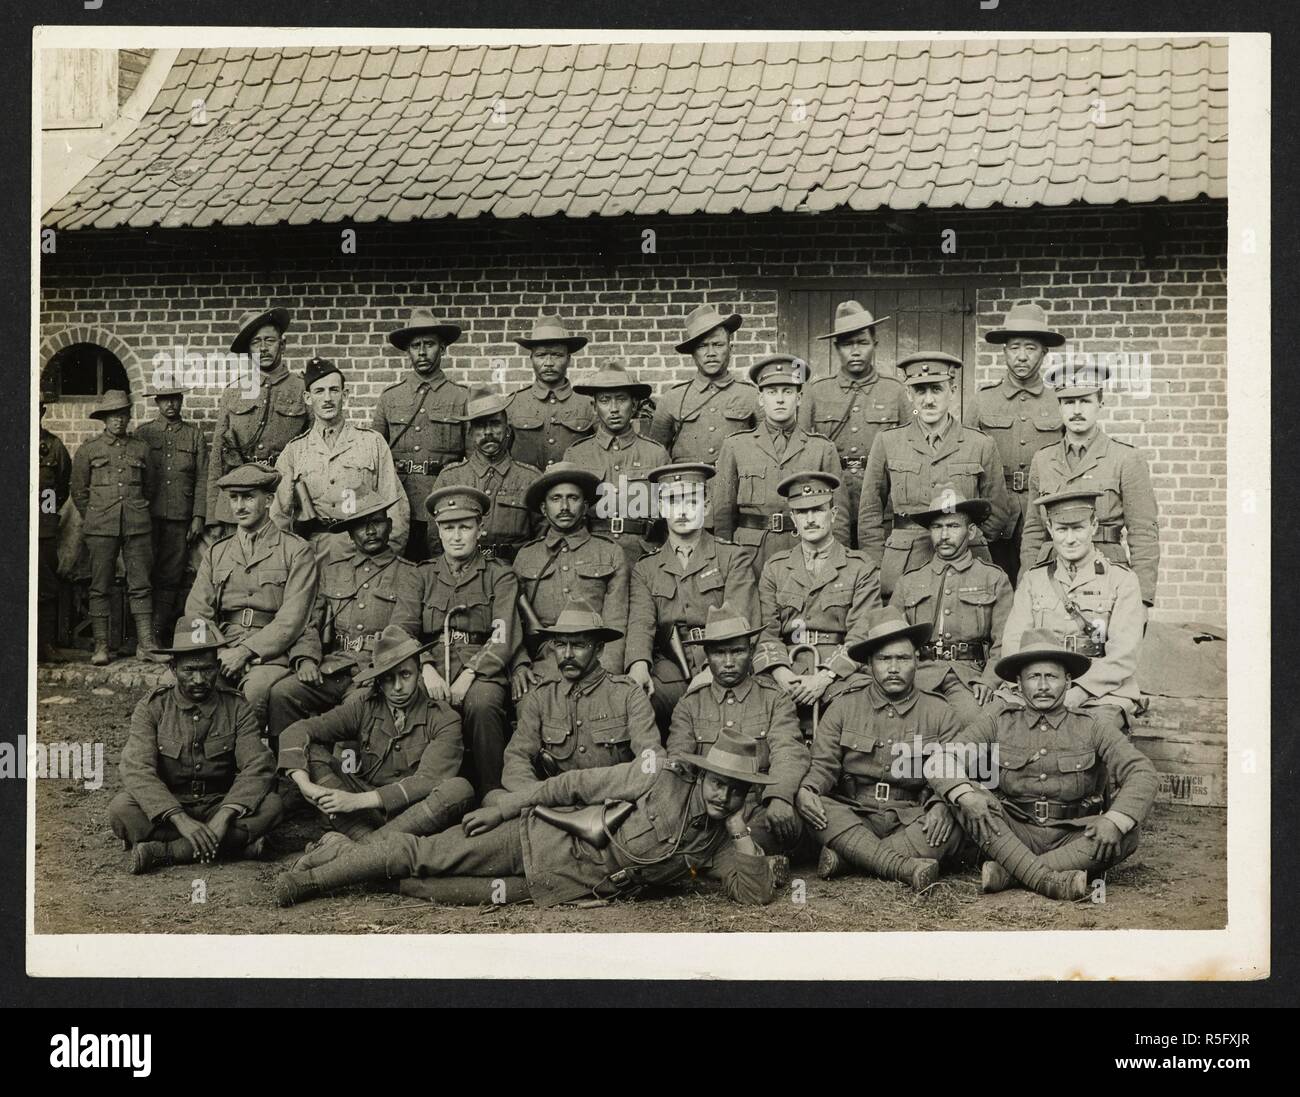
[71,431,156,620]
[109,680,280,847]
[271,422,410,557]
[857,416,1012,599]
[648,373,757,463]
[206,365,308,526]
[563,427,671,568]
[183,519,318,722]
[626,534,759,731]
[803,679,964,860]
[666,673,807,852]
[714,425,851,575]
[889,552,1013,725]
[798,371,912,543]
[372,369,468,560]
[433,453,541,562]
[1021,430,1161,604]
[1001,553,1146,727]
[37,427,71,639]
[136,417,209,620]
[513,527,629,676]
[505,380,595,472]
[500,666,660,793]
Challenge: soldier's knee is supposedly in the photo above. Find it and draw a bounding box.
[108,792,151,843]
[433,777,477,812]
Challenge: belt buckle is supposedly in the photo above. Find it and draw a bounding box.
[842,457,864,472]
[239,607,255,628]
[1063,633,1081,654]
[190,780,205,797]
[609,517,625,535]
[1012,470,1027,492]
[1033,800,1051,823]
[874,782,891,802]
[450,628,469,644]
[686,627,705,643]
[769,513,785,533]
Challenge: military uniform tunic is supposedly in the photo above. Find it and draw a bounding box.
[206,364,308,526]
[37,426,71,634]
[648,373,757,463]
[857,415,1013,598]
[563,426,671,567]
[714,424,851,575]
[505,379,595,471]
[371,369,468,518]
[136,416,209,615]
[1020,429,1161,604]
[432,452,541,561]
[501,666,661,793]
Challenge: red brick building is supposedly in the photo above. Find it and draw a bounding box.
[39,38,1228,622]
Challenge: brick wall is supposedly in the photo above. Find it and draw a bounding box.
[38,202,1227,623]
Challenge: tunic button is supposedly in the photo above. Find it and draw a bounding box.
[578,745,586,753]
[726,721,733,727]
[944,608,951,614]
[851,426,859,432]
[415,426,421,432]
[1039,774,1047,781]
[575,721,582,727]
[414,446,421,452]
[708,426,716,431]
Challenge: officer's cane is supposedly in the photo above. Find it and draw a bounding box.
[442,603,469,693]
[787,642,822,740]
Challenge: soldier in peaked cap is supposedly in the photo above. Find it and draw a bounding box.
[278,624,475,849]
[796,606,966,892]
[967,302,1065,586]
[266,491,422,740]
[71,389,162,665]
[372,308,468,562]
[857,350,1014,600]
[1019,359,1161,605]
[889,485,1013,726]
[271,356,410,559]
[488,601,659,808]
[417,485,521,797]
[931,629,1158,901]
[206,305,308,532]
[505,316,596,472]
[430,386,543,565]
[649,305,757,463]
[800,301,912,543]
[563,360,670,569]
[511,462,629,698]
[136,381,209,642]
[625,462,759,735]
[183,462,319,729]
[754,470,881,730]
[666,603,806,855]
[1001,489,1146,735]
[109,619,281,875]
[36,391,71,660]
[714,354,850,576]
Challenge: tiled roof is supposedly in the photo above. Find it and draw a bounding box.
[45,38,1227,230]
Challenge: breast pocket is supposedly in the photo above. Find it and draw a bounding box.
[491,493,531,538]
[510,413,544,433]
[203,730,236,761]
[862,405,901,427]
[885,457,921,500]
[586,716,633,762]
[540,720,577,762]
[556,406,595,435]
[274,393,307,418]
[256,566,288,590]
[156,730,183,761]
[339,451,377,492]
[574,559,616,601]
[1055,749,1097,800]
[427,400,464,453]
[994,745,1033,797]
[724,392,756,422]
[175,445,197,471]
[979,411,1014,431]
[737,469,766,506]
[89,454,113,487]
[956,587,998,635]
[839,731,884,779]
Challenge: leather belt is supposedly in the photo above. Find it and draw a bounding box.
[840,457,866,473]
[1005,470,1029,493]
[220,608,276,629]
[395,459,443,476]
[854,779,923,805]
[591,517,650,537]
[1062,633,1106,657]
[338,631,382,654]
[1009,798,1092,823]
[891,515,923,530]
[678,625,707,643]
[1093,525,1123,544]
[736,512,796,534]
[446,628,491,645]
[919,640,985,662]
[479,542,519,564]
[792,630,844,646]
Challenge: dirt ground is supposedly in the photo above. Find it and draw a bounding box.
[32,684,1227,936]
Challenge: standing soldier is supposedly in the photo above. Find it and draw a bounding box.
[183,463,318,726]
[1020,363,1161,606]
[889,486,1013,726]
[754,472,880,727]
[267,492,421,740]
[649,305,756,463]
[801,301,912,543]
[505,316,595,472]
[625,463,759,735]
[70,389,160,665]
[271,357,410,559]
[418,486,520,799]
[715,354,850,576]
[968,302,1065,585]
[372,308,468,563]
[511,463,628,697]
[136,383,208,642]
[858,351,1013,601]
[432,386,541,565]
[206,306,308,534]
[564,360,669,568]
[37,392,72,660]
[1002,489,1146,735]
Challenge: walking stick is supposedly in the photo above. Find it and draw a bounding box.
[787,642,824,740]
[442,603,468,694]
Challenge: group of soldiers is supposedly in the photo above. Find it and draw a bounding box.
[42,298,1165,911]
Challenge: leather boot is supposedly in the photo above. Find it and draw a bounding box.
[152,591,176,645]
[980,830,1089,901]
[274,840,395,907]
[130,838,195,875]
[90,617,112,666]
[132,611,168,663]
[358,779,475,844]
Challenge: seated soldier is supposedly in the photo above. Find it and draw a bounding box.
[267,491,421,741]
[274,730,778,909]
[933,629,1158,900]
[796,607,964,892]
[754,471,880,733]
[279,625,475,852]
[109,620,282,874]
[1000,488,1146,735]
[510,462,628,698]
[418,486,520,798]
[490,602,659,806]
[889,485,1013,725]
[666,603,806,855]
[625,462,759,735]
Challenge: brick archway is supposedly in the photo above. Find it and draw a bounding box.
[39,326,148,418]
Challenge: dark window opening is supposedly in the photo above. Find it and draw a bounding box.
[42,343,129,398]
